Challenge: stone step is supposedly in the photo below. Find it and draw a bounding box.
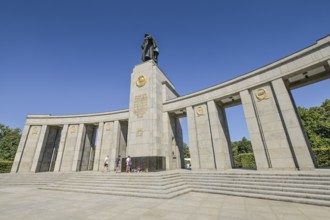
[0,173,76,185]
[43,183,188,194]
[190,185,330,201]
[80,172,182,178]
[183,172,330,178]
[48,180,187,190]
[63,177,183,186]
[73,173,182,180]
[193,188,330,207]
[5,170,330,207]
[184,179,330,190]
[183,176,330,185]
[188,182,329,196]
[41,185,191,199]
[182,173,330,181]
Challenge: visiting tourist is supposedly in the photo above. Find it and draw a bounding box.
[136,165,142,173]
[103,155,109,172]
[115,155,121,173]
[126,156,131,173]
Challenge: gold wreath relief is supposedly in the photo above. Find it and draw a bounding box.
[136,75,147,87]
[255,88,268,101]
[70,125,77,133]
[32,127,39,135]
[196,106,204,116]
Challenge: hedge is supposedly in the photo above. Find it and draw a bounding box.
[0,160,13,173]
[312,147,330,167]
[234,148,329,169]
[235,153,256,169]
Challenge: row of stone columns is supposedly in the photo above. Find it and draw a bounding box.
[186,78,316,171]
[11,120,127,173]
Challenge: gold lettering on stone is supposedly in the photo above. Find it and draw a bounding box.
[133,94,148,118]
[136,128,143,137]
[196,106,204,116]
[32,127,39,135]
[70,125,77,133]
[255,88,269,101]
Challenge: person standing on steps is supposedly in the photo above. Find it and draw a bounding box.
[103,155,109,172]
[126,156,131,173]
[115,155,121,173]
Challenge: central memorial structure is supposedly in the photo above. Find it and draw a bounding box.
[11,35,330,173]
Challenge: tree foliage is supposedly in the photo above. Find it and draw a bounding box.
[232,137,253,155]
[298,99,330,148]
[183,142,190,158]
[0,124,21,161]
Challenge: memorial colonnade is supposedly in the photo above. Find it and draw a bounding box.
[11,36,330,173]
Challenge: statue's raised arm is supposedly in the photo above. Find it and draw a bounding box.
[141,34,159,64]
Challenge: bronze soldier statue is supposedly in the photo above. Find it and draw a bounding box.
[141,34,159,64]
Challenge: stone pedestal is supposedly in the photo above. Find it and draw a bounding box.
[126,61,177,169]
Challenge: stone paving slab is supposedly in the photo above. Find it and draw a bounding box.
[0,185,330,220]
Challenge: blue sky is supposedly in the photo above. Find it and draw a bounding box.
[0,0,329,142]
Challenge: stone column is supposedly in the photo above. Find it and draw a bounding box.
[186,105,216,170]
[30,125,49,172]
[240,90,270,170]
[163,112,172,170]
[11,124,30,173]
[207,100,233,170]
[53,124,68,172]
[242,84,299,170]
[109,120,120,171]
[186,106,201,169]
[163,112,184,170]
[99,122,113,171]
[271,78,315,170]
[93,122,104,171]
[71,123,85,171]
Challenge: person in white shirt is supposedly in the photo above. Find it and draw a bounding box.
[126,156,131,173]
[103,155,109,172]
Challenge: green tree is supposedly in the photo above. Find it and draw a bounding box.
[0,124,21,161]
[232,137,253,168]
[183,142,190,158]
[298,99,330,148]
[232,137,253,155]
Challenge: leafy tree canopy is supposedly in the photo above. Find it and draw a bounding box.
[298,99,330,148]
[183,142,190,158]
[0,124,21,161]
[232,137,253,155]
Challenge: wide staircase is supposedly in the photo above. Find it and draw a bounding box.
[181,171,330,207]
[40,171,190,199]
[2,170,330,206]
[0,172,76,186]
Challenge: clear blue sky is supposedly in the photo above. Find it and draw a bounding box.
[0,0,329,142]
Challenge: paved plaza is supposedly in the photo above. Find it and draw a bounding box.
[0,184,329,220]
